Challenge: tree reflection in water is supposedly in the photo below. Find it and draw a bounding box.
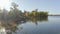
[30,17,48,25]
[0,17,48,34]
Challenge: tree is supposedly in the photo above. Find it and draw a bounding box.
[8,2,24,21]
[1,8,8,21]
[11,2,18,9]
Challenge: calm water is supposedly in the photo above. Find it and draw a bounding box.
[12,16,60,34]
[0,16,60,34]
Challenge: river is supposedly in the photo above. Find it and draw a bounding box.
[1,16,60,34]
[14,16,60,34]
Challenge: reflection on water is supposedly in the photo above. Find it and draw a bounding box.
[17,16,60,34]
[29,17,48,25]
[0,17,48,34]
[1,16,60,34]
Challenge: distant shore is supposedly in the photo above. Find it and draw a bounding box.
[48,15,60,16]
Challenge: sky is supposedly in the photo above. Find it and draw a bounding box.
[0,0,60,14]
[0,0,11,10]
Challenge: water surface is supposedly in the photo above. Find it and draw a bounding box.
[0,16,60,34]
[14,16,60,34]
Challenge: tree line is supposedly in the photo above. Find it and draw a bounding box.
[0,2,48,22]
